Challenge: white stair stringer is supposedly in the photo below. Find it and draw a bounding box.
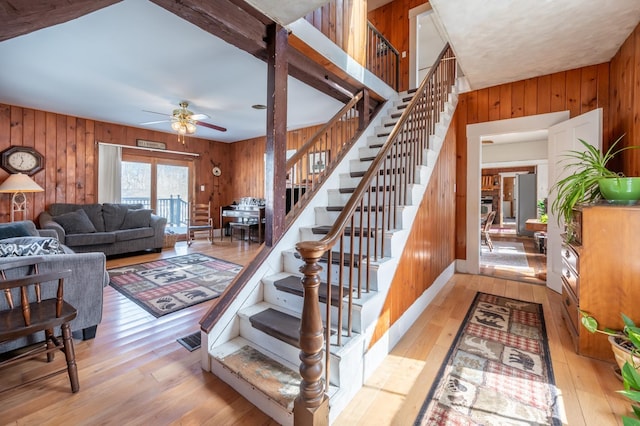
[203,85,459,425]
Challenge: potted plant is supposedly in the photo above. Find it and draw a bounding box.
[550,135,640,226]
[581,311,640,425]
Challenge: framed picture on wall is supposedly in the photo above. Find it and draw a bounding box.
[308,150,329,174]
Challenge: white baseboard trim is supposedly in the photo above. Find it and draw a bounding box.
[363,261,455,381]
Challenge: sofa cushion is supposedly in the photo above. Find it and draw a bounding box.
[53,209,97,234]
[49,203,106,232]
[121,209,152,230]
[103,203,142,231]
[64,232,116,247]
[0,237,65,257]
[114,227,155,242]
[0,222,33,239]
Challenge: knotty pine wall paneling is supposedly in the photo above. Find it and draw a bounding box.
[305,0,368,66]
[368,108,457,348]
[609,23,640,177]
[454,63,610,259]
[368,0,429,93]
[0,103,231,225]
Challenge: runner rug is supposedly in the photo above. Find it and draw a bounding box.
[415,292,561,425]
[109,253,242,317]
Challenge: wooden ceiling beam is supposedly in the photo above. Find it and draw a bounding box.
[149,0,268,57]
[0,0,122,42]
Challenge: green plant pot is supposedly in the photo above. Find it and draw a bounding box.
[598,177,640,202]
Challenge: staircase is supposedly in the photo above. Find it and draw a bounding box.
[204,79,459,424]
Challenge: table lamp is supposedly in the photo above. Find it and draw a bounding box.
[0,173,44,222]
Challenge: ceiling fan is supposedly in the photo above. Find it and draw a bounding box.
[141,101,227,138]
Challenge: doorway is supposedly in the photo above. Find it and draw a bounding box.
[121,153,194,232]
[461,111,570,285]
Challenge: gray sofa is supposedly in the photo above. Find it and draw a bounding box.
[0,220,108,354]
[39,203,167,256]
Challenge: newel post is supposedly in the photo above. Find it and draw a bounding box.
[294,241,329,426]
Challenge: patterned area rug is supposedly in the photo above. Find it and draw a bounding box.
[415,292,560,425]
[109,253,242,317]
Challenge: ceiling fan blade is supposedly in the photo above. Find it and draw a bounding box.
[189,113,209,120]
[141,120,171,125]
[142,109,171,117]
[196,121,227,132]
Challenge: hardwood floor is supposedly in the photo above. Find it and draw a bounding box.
[1,239,627,425]
[480,226,547,285]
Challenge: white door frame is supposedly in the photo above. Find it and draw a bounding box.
[409,3,433,90]
[458,111,570,277]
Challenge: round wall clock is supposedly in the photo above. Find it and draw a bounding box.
[1,146,44,176]
[212,166,222,177]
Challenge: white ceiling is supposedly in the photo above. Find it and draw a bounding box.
[430,0,640,90]
[0,0,344,143]
[1,0,640,145]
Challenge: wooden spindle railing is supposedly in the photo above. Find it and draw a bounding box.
[200,90,377,335]
[295,44,456,412]
[284,90,371,222]
[366,22,400,90]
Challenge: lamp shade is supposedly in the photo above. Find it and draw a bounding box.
[0,173,44,193]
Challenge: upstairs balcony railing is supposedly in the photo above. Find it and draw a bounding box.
[295,44,456,412]
[366,22,399,90]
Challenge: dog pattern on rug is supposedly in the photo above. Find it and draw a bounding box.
[109,253,243,317]
[415,292,560,425]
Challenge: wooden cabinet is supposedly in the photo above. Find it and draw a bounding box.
[560,204,640,361]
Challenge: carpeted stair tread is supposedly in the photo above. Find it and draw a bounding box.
[218,343,300,410]
[311,225,379,237]
[350,167,405,178]
[291,250,362,268]
[339,185,395,194]
[250,308,301,348]
[325,205,386,212]
[273,275,352,306]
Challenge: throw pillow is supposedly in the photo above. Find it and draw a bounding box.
[0,237,65,257]
[0,222,32,239]
[52,209,97,234]
[121,209,152,230]
[102,203,136,231]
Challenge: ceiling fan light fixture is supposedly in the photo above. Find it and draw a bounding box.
[186,121,197,134]
[171,120,181,131]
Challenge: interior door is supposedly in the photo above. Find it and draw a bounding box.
[547,108,602,293]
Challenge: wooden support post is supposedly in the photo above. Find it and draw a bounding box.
[264,23,288,247]
[357,88,370,131]
[294,241,329,425]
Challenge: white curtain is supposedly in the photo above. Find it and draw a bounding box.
[98,143,122,203]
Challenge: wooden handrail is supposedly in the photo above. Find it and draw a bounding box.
[295,43,456,415]
[297,44,453,254]
[286,91,364,169]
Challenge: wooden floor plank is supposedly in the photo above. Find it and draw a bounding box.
[0,238,628,425]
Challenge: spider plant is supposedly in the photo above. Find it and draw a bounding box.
[550,135,634,225]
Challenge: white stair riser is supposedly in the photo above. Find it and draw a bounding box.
[281,252,381,292]
[263,282,366,335]
[299,228,401,258]
[209,359,294,426]
[314,206,407,229]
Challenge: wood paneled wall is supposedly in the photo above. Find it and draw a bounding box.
[0,103,231,224]
[305,0,368,66]
[368,107,457,348]
[609,23,640,176]
[228,123,341,203]
[368,0,428,92]
[454,64,611,259]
